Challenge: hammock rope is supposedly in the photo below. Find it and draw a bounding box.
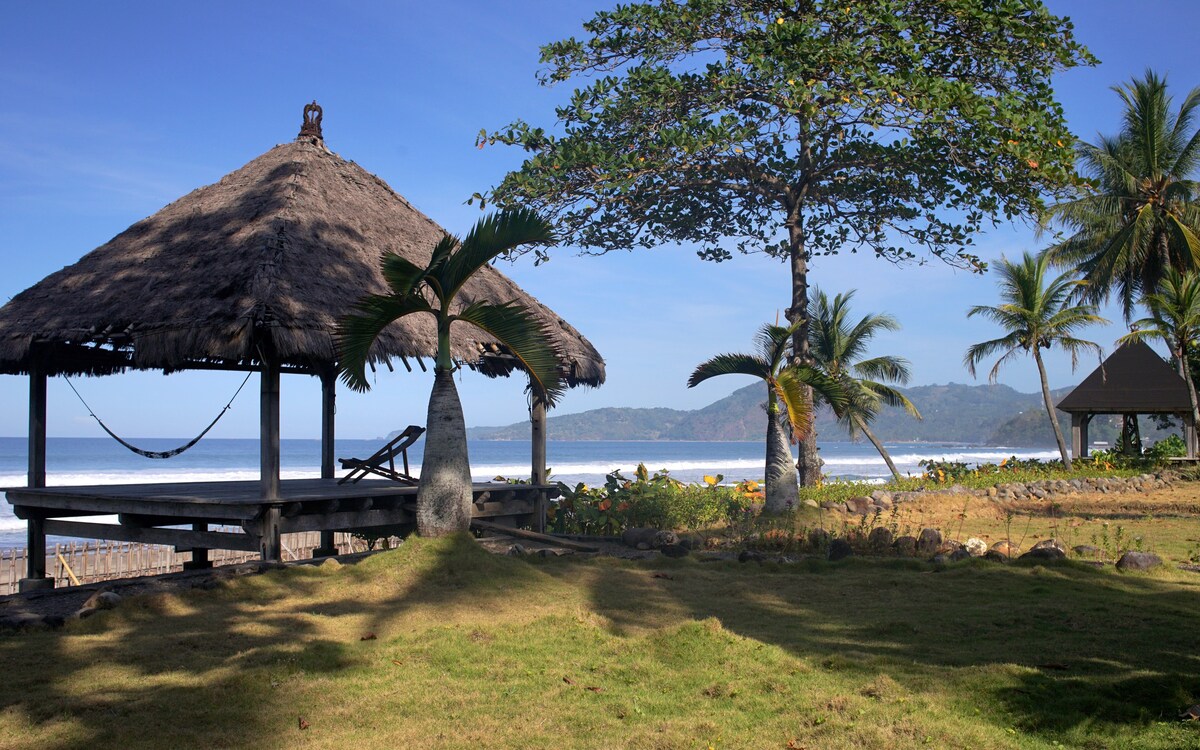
[64,372,253,459]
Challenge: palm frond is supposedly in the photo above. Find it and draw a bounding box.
[441,209,557,299]
[454,300,566,405]
[688,353,770,387]
[336,294,433,392]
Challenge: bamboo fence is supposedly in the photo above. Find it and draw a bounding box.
[1,531,375,596]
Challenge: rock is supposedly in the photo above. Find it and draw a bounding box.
[828,538,854,561]
[936,540,964,555]
[1031,539,1067,555]
[870,490,892,504]
[660,544,689,558]
[536,548,571,557]
[872,497,893,511]
[822,501,847,513]
[916,528,942,553]
[506,544,528,556]
[989,540,1020,558]
[82,590,122,611]
[1116,551,1163,571]
[930,553,949,565]
[1072,544,1104,559]
[949,548,972,562]
[986,487,998,498]
[802,498,820,508]
[1019,546,1066,562]
[892,535,917,556]
[653,530,680,549]
[738,550,766,564]
[845,496,872,515]
[964,537,988,557]
[621,527,657,549]
[636,542,652,551]
[867,527,894,550]
[984,550,1009,562]
[808,528,831,550]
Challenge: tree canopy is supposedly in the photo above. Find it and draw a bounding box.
[481,0,1093,269]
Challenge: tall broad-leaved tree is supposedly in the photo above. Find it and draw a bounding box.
[808,288,920,481]
[688,322,844,513]
[1043,71,1200,320]
[337,210,565,537]
[480,0,1093,485]
[964,252,1107,470]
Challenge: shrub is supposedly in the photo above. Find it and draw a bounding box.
[550,465,757,534]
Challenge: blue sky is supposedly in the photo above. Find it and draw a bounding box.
[1,0,1198,440]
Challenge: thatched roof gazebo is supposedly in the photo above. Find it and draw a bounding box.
[0,103,604,587]
[1056,340,1195,458]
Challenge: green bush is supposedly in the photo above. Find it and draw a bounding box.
[550,464,757,534]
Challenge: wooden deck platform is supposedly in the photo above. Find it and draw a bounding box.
[6,479,557,589]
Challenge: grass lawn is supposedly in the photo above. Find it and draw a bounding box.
[2,528,1200,750]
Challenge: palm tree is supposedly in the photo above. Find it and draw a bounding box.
[1043,70,1200,319]
[337,209,564,537]
[808,288,921,482]
[964,252,1108,470]
[688,322,843,514]
[1119,267,1200,430]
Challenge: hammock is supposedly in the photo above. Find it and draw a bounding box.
[64,372,253,459]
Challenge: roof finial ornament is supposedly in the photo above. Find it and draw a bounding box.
[298,101,323,141]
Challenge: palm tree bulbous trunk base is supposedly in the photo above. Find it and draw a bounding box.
[416,370,474,537]
[764,411,801,514]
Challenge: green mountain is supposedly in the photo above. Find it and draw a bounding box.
[467,382,1110,445]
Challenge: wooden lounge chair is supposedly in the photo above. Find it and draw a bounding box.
[338,425,426,485]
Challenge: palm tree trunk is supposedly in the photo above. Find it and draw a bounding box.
[1034,348,1073,470]
[415,368,474,536]
[855,417,902,481]
[764,395,801,514]
[1173,339,1200,427]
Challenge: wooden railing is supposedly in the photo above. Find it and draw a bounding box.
[1,531,377,596]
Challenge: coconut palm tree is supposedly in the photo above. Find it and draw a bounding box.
[808,288,921,481]
[1118,267,1200,430]
[1043,70,1200,319]
[688,322,844,514]
[964,252,1108,470]
[337,209,564,537]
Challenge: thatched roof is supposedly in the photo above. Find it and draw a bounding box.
[1057,340,1189,414]
[0,104,605,386]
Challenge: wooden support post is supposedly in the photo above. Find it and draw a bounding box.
[316,367,338,557]
[20,368,51,591]
[28,367,46,489]
[183,522,212,570]
[1071,413,1090,459]
[1186,412,1198,459]
[530,385,548,533]
[260,355,281,501]
[259,506,282,562]
[18,516,51,592]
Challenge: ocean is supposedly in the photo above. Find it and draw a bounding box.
[0,437,1058,549]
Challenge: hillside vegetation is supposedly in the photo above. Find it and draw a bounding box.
[469,382,1167,445]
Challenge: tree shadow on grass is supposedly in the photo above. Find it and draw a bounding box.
[0,535,557,750]
[556,554,1200,746]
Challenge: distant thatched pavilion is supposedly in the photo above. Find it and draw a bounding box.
[0,103,604,588]
[1056,340,1195,458]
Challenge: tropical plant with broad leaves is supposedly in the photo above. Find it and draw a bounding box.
[688,322,844,513]
[478,0,1093,486]
[808,288,920,481]
[1043,70,1200,319]
[337,209,564,536]
[964,252,1108,470]
[1119,268,1200,435]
